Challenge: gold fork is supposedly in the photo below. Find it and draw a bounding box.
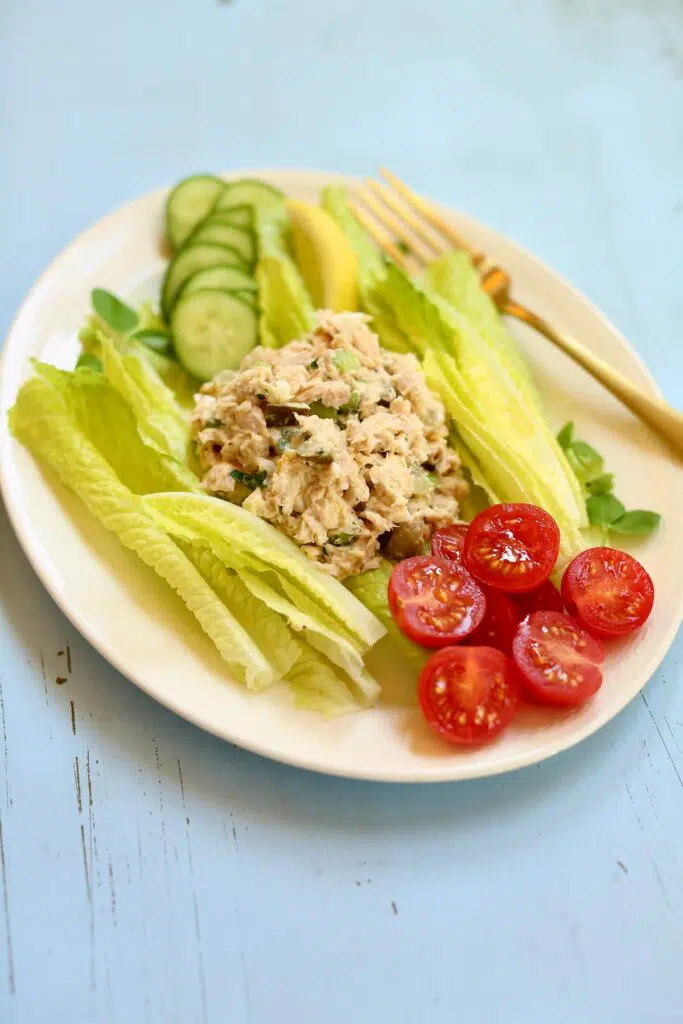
[352,167,683,458]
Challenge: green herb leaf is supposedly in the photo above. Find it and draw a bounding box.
[328,533,355,546]
[556,421,574,449]
[132,329,172,354]
[585,473,615,496]
[91,289,139,334]
[230,469,267,490]
[277,431,292,452]
[307,359,319,370]
[569,440,604,480]
[586,493,625,527]
[332,349,361,373]
[75,352,103,373]
[610,510,661,537]
[396,239,412,255]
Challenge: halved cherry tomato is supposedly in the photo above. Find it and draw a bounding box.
[463,503,560,593]
[388,555,486,648]
[418,646,521,746]
[466,589,520,654]
[512,579,565,618]
[431,523,468,567]
[561,547,654,638]
[512,611,604,707]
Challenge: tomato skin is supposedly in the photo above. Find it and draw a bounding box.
[465,589,521,654]
[418,646,521,746]
[561,547,655,638]
[512,579,565,618]
[388,555,486,648]
[431,523,468,567]
[463,503,560,593]
[512,611,605,708]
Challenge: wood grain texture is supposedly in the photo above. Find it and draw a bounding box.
[1,1,683,1021]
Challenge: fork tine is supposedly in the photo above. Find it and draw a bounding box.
[379,167,486,267]
[356,184,440,266]
[365,180,449,260]
[350,199,421,273]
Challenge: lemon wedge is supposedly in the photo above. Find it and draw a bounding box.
[286,198,359,311]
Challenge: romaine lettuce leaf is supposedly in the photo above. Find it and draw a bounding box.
[180,540,302,684]
[285,645,359,718]
[345,561,427,706]
[367,266,586,541]
[424,350,584,564]
[421,254,586,520]
[255,209,315,348]
[448,426,499,519]
[8,375,275,689]
[422,250,541,411]
[96,327,190,463]
[141,492,386,650]
[238,569,380,706]
[319,185,385,294]
[32,362,200,495]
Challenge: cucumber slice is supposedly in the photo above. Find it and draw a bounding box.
[212,178,284,217]
[188,222,255,265]
[165,175,225,250]
[215,204,253,230]
[171,290,258,380]
[181,266,257,300]
[232,288,258,309]
[161,243,245,317]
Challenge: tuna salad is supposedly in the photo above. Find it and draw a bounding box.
[191,311,469,579]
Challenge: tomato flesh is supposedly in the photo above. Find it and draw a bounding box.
[512,611,604,707]
[431,523,468,567]
[388,555,486,648]
[464,503,560,593]
[419,646,521,746]
[512,579,565,617]
[561,547,654,638]
[466,589,520,654]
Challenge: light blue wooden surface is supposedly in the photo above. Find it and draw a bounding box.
[2,2,683,1021]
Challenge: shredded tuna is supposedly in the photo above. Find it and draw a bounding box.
[191,311,468,578]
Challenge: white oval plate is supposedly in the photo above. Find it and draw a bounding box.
[1,169,682,782]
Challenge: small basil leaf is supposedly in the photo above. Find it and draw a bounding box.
[132,329,172,353]
[585,473,615,496]
[610,510,661,537]
[75,352,103,373]
[565,440,602,483]
[586,493,625,527]
[91,288,139,333]
[556,421,574,449]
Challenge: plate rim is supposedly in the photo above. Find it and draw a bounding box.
[1,166,681,784]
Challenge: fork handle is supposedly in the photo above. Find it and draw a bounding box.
[501,299,683,458]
